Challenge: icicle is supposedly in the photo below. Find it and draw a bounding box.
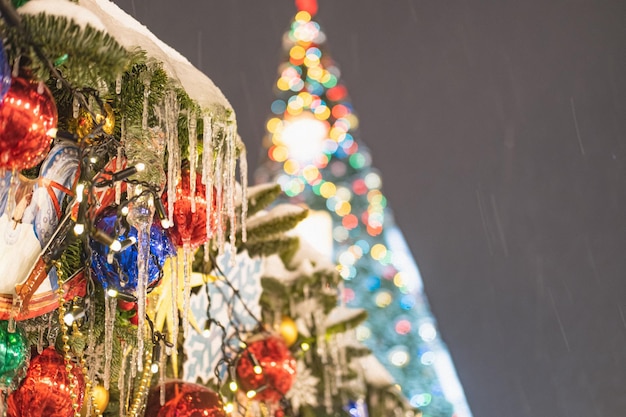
[72,95,80,118]
[115,73,122,95]
[103,293,116,390]
[202,115,214,246]
[182,245,193,338]
[214,136,225,253]
[159,339,166,405]
[117,348,127,417]
[165,92,181,227]
[4,169,18,219]
[188,111,198,213]
[37,324,45,353]
[142,76,150,131]
[239,144,248,243]
[116,120,124,205]
[132,195,154,372]
[170,254,179,347]
[226,125,237,264]
[324,366,333,414]
[130,348,138,378]
[338,280,345,308]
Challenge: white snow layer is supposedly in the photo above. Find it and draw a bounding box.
[21,0,232,112]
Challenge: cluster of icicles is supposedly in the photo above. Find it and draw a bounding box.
[97,74,249,406]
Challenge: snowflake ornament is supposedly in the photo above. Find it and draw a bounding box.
[286,359,320,413]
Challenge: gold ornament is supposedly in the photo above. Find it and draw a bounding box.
[70,103,115,140]
[278,316,299,347]
[80,385,109,416]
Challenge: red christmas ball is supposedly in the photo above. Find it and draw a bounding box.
[0,76,57,170]
[236,334,296,402]
[163,168,215,248]
[145,380,225,417]
[6,347,85,417]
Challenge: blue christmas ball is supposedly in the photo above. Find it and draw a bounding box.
[0,39,10,102]
[90,209,176,294]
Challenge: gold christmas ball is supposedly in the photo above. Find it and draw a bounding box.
[80,385,109,416]
[278,316,298,347]
[70,103,115,140]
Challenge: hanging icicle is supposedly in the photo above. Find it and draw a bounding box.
[238,139,248,243]
[169,254,179,347]
[165,91,181,227]
[128,190,155,371]
[181,245,193,338]
[188,110,198,213]
[103,293,116,390]
[214,127,225,252]
[225,124,237,263]
[116,120,124,205]
[202,115,214,262]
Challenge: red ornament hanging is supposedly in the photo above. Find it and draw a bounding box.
[163,168,215,248]
[145,380,226,417]
[6,347,85,417]
[0,76,57,171]
[236,334,296,402]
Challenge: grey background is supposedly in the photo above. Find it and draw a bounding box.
[113,1,626,416]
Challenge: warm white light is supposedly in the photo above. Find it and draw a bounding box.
[150,363,159,374]
[280,115,328,163]
[224,403,234,413]
[229,381,238,392]
[160,218,170,229]
[75,183,85,203]
[135,162,146,172]
[73,223,85,235]
[106,289,118,298]
[246,390,256,399]
[253,365,263,375]
[63,312,75,326]
[110,240,122,252]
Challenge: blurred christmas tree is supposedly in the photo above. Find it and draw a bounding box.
[255,2,472,416]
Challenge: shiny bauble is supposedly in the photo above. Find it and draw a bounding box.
[235,335,296,402]
[163,168,214,248]
[0,76,57,170]
[145,380,226,417]
[0,320,29,389]
[70,103,115,140]
[7,347,85,417]
[278,316,298,347]
[89,208,175,294]
[80,384,109,416]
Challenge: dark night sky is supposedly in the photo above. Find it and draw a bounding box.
[113,1,626,416]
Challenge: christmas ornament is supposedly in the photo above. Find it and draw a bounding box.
[278,316,298,347]
[163,168,214,248]
[0,76,57,170]
[0,320,28,389]
[7,347,85,417]
[69,103,115,140]
[0,39,10,102]
[145,380,225,417]
[90,209,175,294]
[236,335,296,402]
[80,384,109,416]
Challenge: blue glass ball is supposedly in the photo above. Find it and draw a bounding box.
[90,210,176,294]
